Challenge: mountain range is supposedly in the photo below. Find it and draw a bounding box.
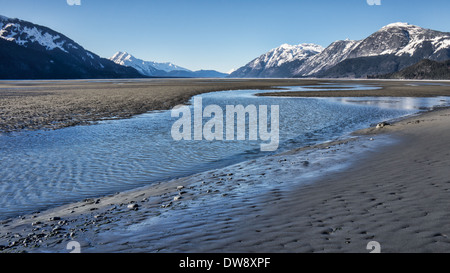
[0,15,142,79]
[109,52,227,78]
[0,15,227,79]
[230,22,450,79]
[2,15,450,80]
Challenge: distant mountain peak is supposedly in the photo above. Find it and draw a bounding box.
[382,22,412,29]
[229,42,323,78]
[110,51,228,78]
[110,51,190,74]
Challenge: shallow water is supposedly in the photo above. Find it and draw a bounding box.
[0,84,448,219]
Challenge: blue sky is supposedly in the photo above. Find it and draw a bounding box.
[1,0,450,73]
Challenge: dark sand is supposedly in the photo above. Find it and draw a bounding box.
[258,79,450,97]
[2,78,450,133]
[0,78,320,132]
[0,79,450,253]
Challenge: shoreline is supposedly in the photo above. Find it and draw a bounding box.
[0,78,322,133]
[1,78,450,133]
[1,105,449,252]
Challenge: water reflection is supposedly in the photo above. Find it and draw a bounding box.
[329,97,450,110]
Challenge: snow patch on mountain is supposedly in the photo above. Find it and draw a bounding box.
[382,22,411,29]
[248,43,324,70]
[0,18,68,52]
[22,27,68,52]
[86,51,94,59]
[433,37,450,53]
[295,39,361,76]
[359,22,450,57]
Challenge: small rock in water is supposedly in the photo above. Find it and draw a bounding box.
[376,122,390,129]
[49,217,61,221]
[52,226,64,232]
[173,196,182,201]
[127,203,139,210]
[177,186,184,191]
[302,161,310,167]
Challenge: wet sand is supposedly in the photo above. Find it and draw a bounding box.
[258,79,450,97]
[0,78,320,132]
[1,78,450,133]
[1,79,450,253]
[209,107,450,253]
[1,106,449,253]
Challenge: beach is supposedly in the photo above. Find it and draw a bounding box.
[0,78,319,132]
[0,79,450,253]
[2,78,450,133]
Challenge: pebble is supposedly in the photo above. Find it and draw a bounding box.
[52,226,64,232]
[84,198,95,204]
[173,196,182,201]
[177,186,184,191]
[127,203,139,210]
[49,217,61,221]
[376,122,390,129]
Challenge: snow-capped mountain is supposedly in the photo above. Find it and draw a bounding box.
[230,23,450,78]
[347,22,450,59]
[0,15,142,79]
[316,22,450,78]
[110,52,190,75]
[229,43,324,78]
[294,39,361,76]
[110,52,228,78]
